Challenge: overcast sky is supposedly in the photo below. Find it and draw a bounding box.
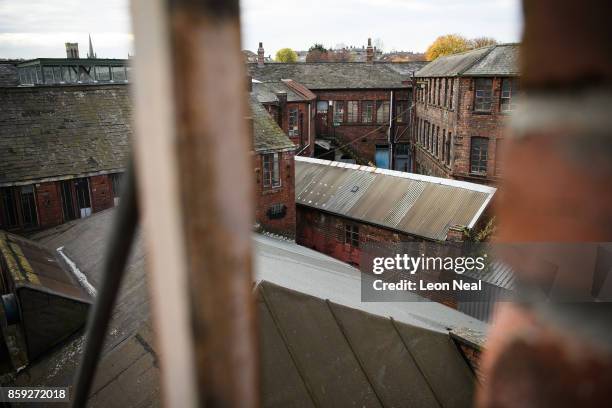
[0,0,522,59]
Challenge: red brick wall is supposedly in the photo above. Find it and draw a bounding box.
[265,102,315,157]
[296,205,415,266]
[254,150,296,237]
[314,89,411,164]
[90,174,114,213]
[35,182,63,228]
[414,77,510,185]
[296,205,465,308]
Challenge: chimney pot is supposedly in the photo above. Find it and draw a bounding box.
[257,42,265,67]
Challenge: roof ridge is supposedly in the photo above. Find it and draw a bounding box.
[457,46,496,76]
[295,156,496,194]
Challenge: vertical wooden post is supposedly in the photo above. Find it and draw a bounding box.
[130,0,258,406]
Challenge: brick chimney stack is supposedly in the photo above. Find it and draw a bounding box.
[366,38,374,64]
[275,91,287,130]
[257,42,265,67]
[65,42,80,59]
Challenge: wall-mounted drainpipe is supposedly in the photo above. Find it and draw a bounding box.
[389,90,394,169]
[297,102,312,156]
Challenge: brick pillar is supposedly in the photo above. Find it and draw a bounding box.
[478,1,612,407]
[366,38,374,64]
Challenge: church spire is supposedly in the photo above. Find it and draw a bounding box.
[87,34,97,59]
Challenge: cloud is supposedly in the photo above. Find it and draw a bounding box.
[0,0,521,59]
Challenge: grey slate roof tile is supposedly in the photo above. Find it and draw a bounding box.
[248,62,421,89]
[416,44,520,78]
[250,95,295,153]
[0,84,131,185]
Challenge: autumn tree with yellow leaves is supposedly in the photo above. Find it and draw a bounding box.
[425,34,499,61]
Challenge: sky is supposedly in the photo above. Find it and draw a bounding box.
[0,0,522,59]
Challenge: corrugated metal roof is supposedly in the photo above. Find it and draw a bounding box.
[296,157,496,241]
[415,44,519,78]
[463,260,516,290]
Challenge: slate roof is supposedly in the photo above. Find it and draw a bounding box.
[250,96,296,153]
[10,208,483,407]
[248,62,415,89]
[0,61,19,87]
[0,84,131,186]
[415,44,520,78]
[252,80,315,104]
[295,157,496,241]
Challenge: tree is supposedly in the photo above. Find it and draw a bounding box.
[275,48,298,63]
[470,37,498,49]
[425,34,471,61]
[306,43,329,62]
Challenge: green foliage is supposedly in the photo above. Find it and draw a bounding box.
[308,43,327,53]
[275,48,298,63]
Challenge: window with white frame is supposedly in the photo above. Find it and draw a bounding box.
[262,153,281,188]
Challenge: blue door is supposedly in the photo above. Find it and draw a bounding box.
[375,145,390,169]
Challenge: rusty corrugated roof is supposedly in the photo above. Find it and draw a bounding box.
[295,157,496,241]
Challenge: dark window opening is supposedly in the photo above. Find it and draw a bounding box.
[266,203,287,220]
[345,224,359,248]
[19,186,38,228]
[0,188,19,228]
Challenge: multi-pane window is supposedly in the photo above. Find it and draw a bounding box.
[333,101,344,124]
[474,78,493,112]
[376,101,390,124]
[344,224,359,248]
[0,186,38,229]
[95,66,111,81]
[288,108,299,136]
[267,203,287,219]
[449,79,454,110]
[500,78,519,112]
[112,66,127,81]
[347,101,359,122]
[110,173,123,198]
[470,137,489,175]
[361,101,374,123]
[396,101,409,124]
[437,78,442,106]
[262,153,281,188]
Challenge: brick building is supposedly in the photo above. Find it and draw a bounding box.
[248,41,426,171]
[0,84,130,232]
[412,44,519,184]
[250,96,297,237]
[295,157,496,266]
[251,79,316,157]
